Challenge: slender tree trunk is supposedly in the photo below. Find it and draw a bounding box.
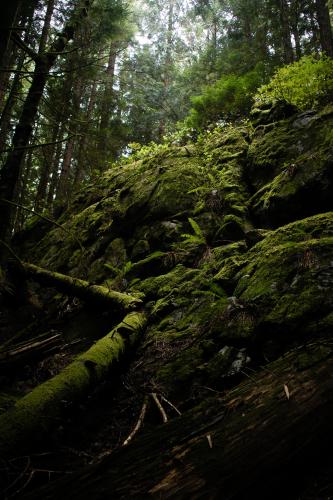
[38,0,56,54]
[293,26,302,59]
[55,135,75,202]
[159,0,174,140]
[0,0,38,110]
[34,122,60,211]
[0,0,22,69]
[0,50,25,153]
[310,6,321,51]
[0,0,94,243]
[47,136,64,209]
[316,0,333,56]
[279,0,294,63]
[211,17,217,70]
[98,43,118,164]
[74,78,98,188]
[290,0,302,60]
[13,141,34,231]
[0,45,17,112]
[45,52,76,210]
[0,4,36,152]
[0,57,56,241]
[56,78,85,202]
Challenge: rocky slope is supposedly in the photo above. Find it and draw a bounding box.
[1,101,333,498]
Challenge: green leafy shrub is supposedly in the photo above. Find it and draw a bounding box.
[185,64,266,129]
[254,55,333,110]
[120,141,170,164]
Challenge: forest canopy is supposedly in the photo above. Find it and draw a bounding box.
[0,0,333,239]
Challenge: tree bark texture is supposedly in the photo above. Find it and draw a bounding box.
[0,311,147,457]
[28,339,333,500]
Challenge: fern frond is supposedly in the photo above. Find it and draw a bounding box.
[104,262,119,274]
[188,217,204,239]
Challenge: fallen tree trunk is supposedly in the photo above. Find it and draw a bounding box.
[20,262,143,311]
[30,339,333,500]
[0,311,147,457]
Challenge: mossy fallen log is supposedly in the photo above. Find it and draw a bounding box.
[0,311,147,457]
[21,262,143,311]
[30,340,333,500]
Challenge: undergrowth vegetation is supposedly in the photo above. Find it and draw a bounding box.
[254,55,333,110]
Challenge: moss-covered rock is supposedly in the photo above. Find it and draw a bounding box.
[230,213,333,346]
[12,110,333,403]
[247,106,333,226]
[250,99,299,127]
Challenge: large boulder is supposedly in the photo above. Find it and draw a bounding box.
[247,105,333,226]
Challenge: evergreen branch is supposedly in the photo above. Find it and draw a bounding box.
[10,32,39,62]
[0,135,81,154]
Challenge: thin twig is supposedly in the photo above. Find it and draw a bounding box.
[161,395,182,416]
[151,393,168,423]
[0,239,23,264]
[0,134,81,154]
[11,470,34,498]
[122,396,149,447]
[2,456,30,495]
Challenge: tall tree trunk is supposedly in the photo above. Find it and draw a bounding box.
[0,0,94,244]
[0,55,23,153]
[34,121,60,211]
[98,43,118,165]
[0,0,38,109]
[0,4,36,152]
[279,0,294,63]
[38,0,56,54]
[316,0,333,56]
[293,26,302,59]
[55,134,75,202]
[0,44,17,113]
[13,139,34,231]
[74,78,98,188]
[56,78,85,202]
[290,0,302,60]
[47,137,64,209]
[159,0,174,140]
[0,0,22,69]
